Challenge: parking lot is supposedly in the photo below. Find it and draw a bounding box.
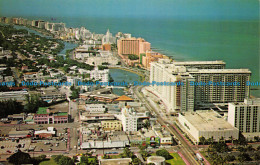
[0,139,30,154]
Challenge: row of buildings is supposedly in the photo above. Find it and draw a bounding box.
[117,37,169,68]
[147,59,259,143]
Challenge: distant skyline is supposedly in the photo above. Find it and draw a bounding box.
[0,0,259,20]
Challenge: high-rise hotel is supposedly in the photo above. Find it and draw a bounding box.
[150,59,251,113]
[228,98,260,133]
[117,38,151,56]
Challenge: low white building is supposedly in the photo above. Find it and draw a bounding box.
[85,104,106,113]
[0,90,28,101]
[67,76,82,86]
[23,72,43,82]
[89,67,109,82]
[178,110,239,144]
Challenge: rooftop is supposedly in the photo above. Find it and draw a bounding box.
[100,158,132,165]
[188,68,251,74]
[37,107,48,114]
[56,112,68,116]
[115,95,133,101]
[180,110,237,131]
[173,60,225,65]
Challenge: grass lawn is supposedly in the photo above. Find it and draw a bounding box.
[39,159,57,165]
[151,153,186,165]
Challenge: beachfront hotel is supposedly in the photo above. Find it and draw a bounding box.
[117,37,151,57]
[150,59,251,113]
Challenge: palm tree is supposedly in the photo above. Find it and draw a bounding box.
[199,136,206,145]
[229,136,234,144]
[207,136,214,144]
[219,136,225,143]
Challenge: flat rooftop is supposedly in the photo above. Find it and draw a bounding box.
[37,107,48,114]
[188,68,251,74]
[100,158,132,165]
[174,60,225,65]
[180,110,236,131]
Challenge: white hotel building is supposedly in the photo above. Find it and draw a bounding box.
[150,59,251,113]
[121,106,150,132]
[228,98,260,133]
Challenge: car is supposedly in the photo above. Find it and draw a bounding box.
[6,150,11,153]
[49,148,52,151]
[111,152,118,154]
[40,149,43,152]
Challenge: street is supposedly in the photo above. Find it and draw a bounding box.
[133,85,200,165]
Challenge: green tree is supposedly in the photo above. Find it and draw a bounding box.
[102,154,111,159]
[143,119,150,129]
[155,149,172,160]
[207,136,214,144]
[79,155,89,165]
[254,136,260,142]
[0,99,23,118]
[120,147,134,158]
[237,153,251,163]
[128,54,139,60]
[53,155,63,163]
[58,156,74,165]
[8,150,32,165]
[246,145,255,151]
[224,155,235,162]
[24,94,47,113]
[229,136,234,144]
[252,152,260,161]
[132,157,142,165]
[199,136,206,145]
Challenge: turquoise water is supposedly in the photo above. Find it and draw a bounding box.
[7,16,260,97]
[109,69,140,96]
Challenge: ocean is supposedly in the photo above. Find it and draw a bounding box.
[9,16,260,97]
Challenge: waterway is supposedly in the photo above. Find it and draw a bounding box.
[109,69,141,96]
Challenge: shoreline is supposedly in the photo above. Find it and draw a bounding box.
[1,17,259,97]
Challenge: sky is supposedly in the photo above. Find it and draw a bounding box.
[0,0,259,20]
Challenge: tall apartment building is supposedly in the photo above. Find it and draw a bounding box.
[188,68,251,104]
[228,98,260,133]
[150,59,251,113]
[117,38,151,56]
[121,107,138,132]
[102,29,116,44]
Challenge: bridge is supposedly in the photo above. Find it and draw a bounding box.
[107,86,126,89]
